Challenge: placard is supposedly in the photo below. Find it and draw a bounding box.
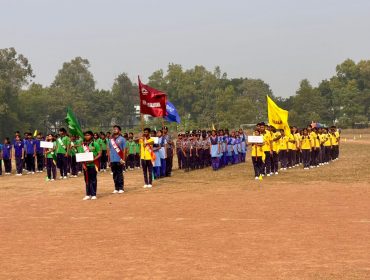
[151,137,159,144]
[76,152,94,162]
[247,136,264,143]
[40,141,54,149]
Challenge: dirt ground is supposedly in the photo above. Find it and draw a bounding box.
[0,131,369,279]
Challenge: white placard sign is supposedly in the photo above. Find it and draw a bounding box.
[76,152,94,162]
[247,136,264,144]
[40,141,54,149]
[151,137,159,145]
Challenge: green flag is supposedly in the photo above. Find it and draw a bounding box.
[65,107,84,138]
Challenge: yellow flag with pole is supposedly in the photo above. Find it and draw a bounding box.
[267,95,291,136]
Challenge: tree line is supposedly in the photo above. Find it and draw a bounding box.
[1,47,369,138]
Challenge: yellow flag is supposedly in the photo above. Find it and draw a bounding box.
[33,130,38,137]
[267,96,291,136]
[212,123,216,130]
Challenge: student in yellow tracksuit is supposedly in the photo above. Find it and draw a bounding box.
[260,123,272,176]
[278,129,289,170]
[251,129,264,179]
[322,128,332,164]
[330,126,340,160]
[270,126,281,175]
[309,126,319,168]
[294,128,302,166]
[300,128,312,169]
[287,126,297,168]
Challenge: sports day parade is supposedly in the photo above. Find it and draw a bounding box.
[0,78,341,200]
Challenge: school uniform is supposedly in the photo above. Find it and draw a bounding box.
[34,139,44,172]
[135,142,141,168]
[56,136,70,178]
[287,133,297,168]
[226,136,233,165]
[127,140,136,170]
[81,141,100,197]
[210,136,221,171]
[251,144,264,177]
[153,141,161,179]
[45,142,57,180]
[323,133,332,163]
[159,136,167,176]
[181,139,191,172]
[24,139,36,172]
[261,131,272,174]
[295,133,302,165]
[233,137,240,164]
[332,131,340,159]
[139,138,154,186]
[196,139,204,168]
[310,131,320,167]
[69,141,78,176]
[2,144,12,174]
[239,133,247,163]
[301,136,311,168]
[175,138,183,170]
[108,135,126,191]
[278,135,289,169]
[271,131,280,173]
[13,140,24,174]
[163,133,173,176]
[100,138,109,171]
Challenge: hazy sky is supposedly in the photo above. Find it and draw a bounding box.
[2,0,370,97]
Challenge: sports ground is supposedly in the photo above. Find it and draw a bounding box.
[0,130,369,279]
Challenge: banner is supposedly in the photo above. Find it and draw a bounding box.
[164,101,181,123]
[267,95,291,136]
[138,77,167,117]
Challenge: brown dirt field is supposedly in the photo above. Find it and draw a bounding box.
[0,140,370,279]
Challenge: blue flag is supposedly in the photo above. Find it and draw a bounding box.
[164,101,181,123]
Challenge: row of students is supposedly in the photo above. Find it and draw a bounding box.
[174,128,247,172]
[250,123,341,179]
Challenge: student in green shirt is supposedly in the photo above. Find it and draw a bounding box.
[56,128,70,179]
[135,136,141,169]
[93,133,102,171]
[44,133,57,181]
[69,135,79,177]
[82,131,101,201]
[99,132,108,172]
[127,136,136,170]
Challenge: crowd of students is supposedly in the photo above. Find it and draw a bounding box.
[248,123,340,179]
[0,123,340,199]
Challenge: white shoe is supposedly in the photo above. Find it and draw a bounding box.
[267,174,271,177]
[82,196,91,200]
[275,172,278,175]
[147,184,152,188]
[40,170,43,173]
[16,173,22,176]
[143,185,148,188]
[27,172,31,175]
[110,172,113,175]
[91,196,97,200]
[63,176,67,179]
[118,190,124,194]
[51,179,55,181]
[31,172,35,174]
[112,190,119,194]
[255,177,259,180]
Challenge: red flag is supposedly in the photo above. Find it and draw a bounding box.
[138,77,167,117]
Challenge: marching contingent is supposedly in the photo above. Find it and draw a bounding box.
[0,122,340,199]
[0,80,341,200]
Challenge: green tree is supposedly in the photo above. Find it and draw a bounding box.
[0,47,33,138]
